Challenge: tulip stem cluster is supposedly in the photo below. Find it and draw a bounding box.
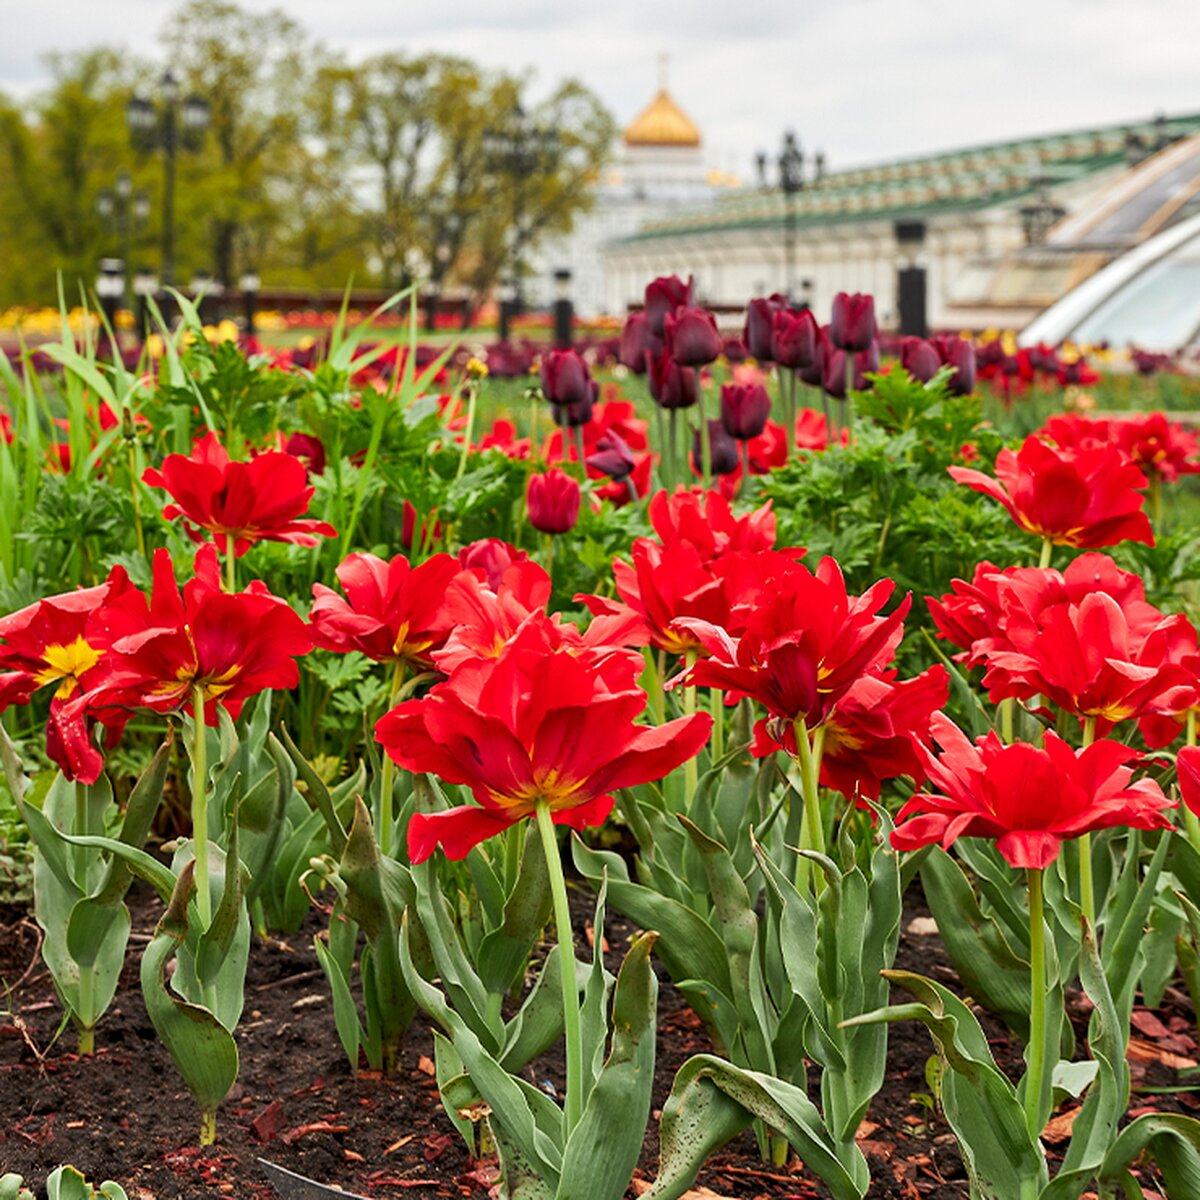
[1024,867,1048,1144]
[191,685,211,929]
[377,661,408,857]
[1079,717,1097,926]
[533,801,584,1133]
[793,719,827,891]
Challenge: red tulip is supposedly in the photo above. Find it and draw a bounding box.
[311,551,469,670]
[143,432,337,557]
[891,714,1173,869]
[377,619,712,862]
[664,307,723,367]
[284,431,326,476]
[648,489,780,559]
[79,546,311,725]
[949,436,1154,549]
[457,539,529,591]
[527,469,581,534]
[0,566,135,783]
[752,666,947,802]
[829,292,876,352]
[1178,745,1200,819]
[644,275,693,337]
[676,554,910,733]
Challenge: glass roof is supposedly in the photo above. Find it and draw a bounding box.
[1021,209,1200,351]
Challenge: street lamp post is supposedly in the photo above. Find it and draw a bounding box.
[483,104,559,343]
[126,71,210,290]
[756,131,822,302]
[95,170,151,307]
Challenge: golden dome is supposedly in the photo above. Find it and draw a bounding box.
[623,89,701,148]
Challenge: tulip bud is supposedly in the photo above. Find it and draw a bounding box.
[644,274,693,337]
[664,306,723,367]
[720,382,771,441]
[618,312,659,374]
[285,431,326,477]
[587,431,636,481]
[931,336,977,395]
[539,348,591,407]
[458,538,529,589]
[692,419,739,476]
[772,307,818,369]
[900,337,940,384]
[550,380,596,428]
[829,292,876,352]
[744,295,787,362]
[527,469,582,535]
[646,349,698,409]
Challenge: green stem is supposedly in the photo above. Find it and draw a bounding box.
[843,354,855,440]
[192,685,211,929]
[683,651,698,804]
[534,802,583,1133]
[224,539,237,594]
[378,660,407,857]
[698,373,712,489]
[1038,538,1053,570]
[1025,867,1047,1142]
[1000,697,1015,744]
[710,689,724,760]
[74,780,95,1054]
[128,445,146,559]
[573,425,587,482]
[1080,716,1096,927]
[740,439,751,497]
[1185,711,1200,854]
[200,1107,217,1147]
[669,408,679,492]
[456,381,479,481]
[654,404,669,492]
[793,718,826,891]
[529,389,541,464]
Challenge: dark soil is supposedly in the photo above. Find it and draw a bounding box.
[1,884,1196,1200]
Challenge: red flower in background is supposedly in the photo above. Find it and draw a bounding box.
[1115,413,1200,484]
[311,551,469,670]
[527,469,581,534]
[891,714,1173,868]
[81,545,311,724]
[377,620,712,862]
[948,435,1154,548]
[143,432,336,556]
[457,539,529,591]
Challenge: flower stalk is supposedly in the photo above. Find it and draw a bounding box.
[191,685,211,928]
[1024,867,1048,1142]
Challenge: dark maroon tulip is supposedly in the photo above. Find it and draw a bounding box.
[799,326,831,387]
[646,348,698,409]
[619,312,658,374]
[644,274,694,337]
[692,420,739,476]
[526,469,581,535]
[823,341,879,398]
[772,307,818,369]
[720,382,772,441]
[722,336,749,363]
[743,294,788,362]
[587,431,636,481]
[900,337,940,383]
[284,431,326,476]
[975,338,1005,370]
[931,336,977,395]
[458,538,529,590]
[665,306,723,367]
[540,348,591,406]
[551,379,596,428]
[829,292,876,352]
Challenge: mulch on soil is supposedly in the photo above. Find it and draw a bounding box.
[1,885,1197,1199]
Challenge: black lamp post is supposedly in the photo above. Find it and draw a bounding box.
[1018,177,1066,247]
[894,219,928,338]
[483,103,559,342]
[126,71,210,289]
[553,269,573,348]
[95,170,151,306]
[757,130,822,301]
[239,270,261,336]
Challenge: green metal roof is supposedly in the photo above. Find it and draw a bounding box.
[617,113,1200,243]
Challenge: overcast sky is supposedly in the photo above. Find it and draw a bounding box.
[3,0,1199,173]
